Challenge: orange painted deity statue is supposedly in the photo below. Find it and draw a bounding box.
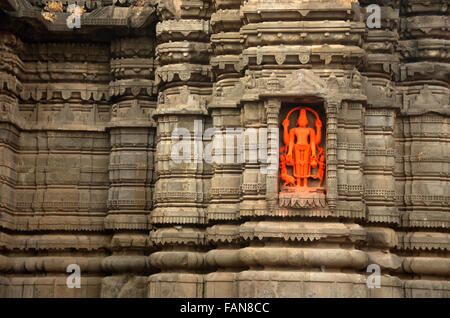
[280,107,325,189]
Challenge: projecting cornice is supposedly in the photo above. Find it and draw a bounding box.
[1,0,158,33]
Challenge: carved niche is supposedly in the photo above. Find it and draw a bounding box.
[261,69,343,210]
[279,105,326,208]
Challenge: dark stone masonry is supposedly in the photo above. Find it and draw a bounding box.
[0,0,448,297]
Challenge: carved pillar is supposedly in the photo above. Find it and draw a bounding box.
[335,98,366,219]
[148,0,213,298]
[0,31,20,230]
[325,100,339,209]
[394,0,450,297]
[396,0,449,228]
[204,0,245,297]
[238,99,268,217]
[356,0,404,296]
[264,98,280,210]
[359,0,400,224]
[102,36,157,297]
[207,0,243,222]
[0,31,22,297]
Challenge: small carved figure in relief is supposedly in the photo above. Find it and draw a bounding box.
[158,92,165,104]
[242,70,255,89]
[316,154,325,187]
[111,104,118,118]
[280,154,296,187]
[351,70,362,89]
[385,81,394,98]
[280,107,324,189]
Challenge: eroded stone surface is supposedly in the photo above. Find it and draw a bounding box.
[0,0,448,298]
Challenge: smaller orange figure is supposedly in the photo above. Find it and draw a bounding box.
[280,154,296,187]
[317,154,325,187]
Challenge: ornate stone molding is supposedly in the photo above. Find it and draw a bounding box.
[239,221,366,243]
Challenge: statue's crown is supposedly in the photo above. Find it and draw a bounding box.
[297,109,308,126]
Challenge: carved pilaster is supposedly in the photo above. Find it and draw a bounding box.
[264,98,281,209]
[148,0,214,298]
[325,100,339,209]
[102,36,157,297]
[0,32,20,295]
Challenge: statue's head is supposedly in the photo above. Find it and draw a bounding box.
[297,109,308,127]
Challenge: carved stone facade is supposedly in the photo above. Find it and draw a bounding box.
[0,0,448,298]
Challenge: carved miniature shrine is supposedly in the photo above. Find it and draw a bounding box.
[279,107,326,208]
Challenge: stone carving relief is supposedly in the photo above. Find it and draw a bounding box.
[279,106,326,208]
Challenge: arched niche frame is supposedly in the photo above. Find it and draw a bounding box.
[257,70,349,211]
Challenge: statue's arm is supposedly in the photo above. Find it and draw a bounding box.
[282,119,290,145]
[315,119,322,145]
[288,130,295,157]
[310,129,317,158]
[283,126,290,145]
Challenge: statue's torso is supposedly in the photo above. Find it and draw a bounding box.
[292,127,313,145]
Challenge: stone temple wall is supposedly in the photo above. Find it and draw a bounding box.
[0,0,448,297]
